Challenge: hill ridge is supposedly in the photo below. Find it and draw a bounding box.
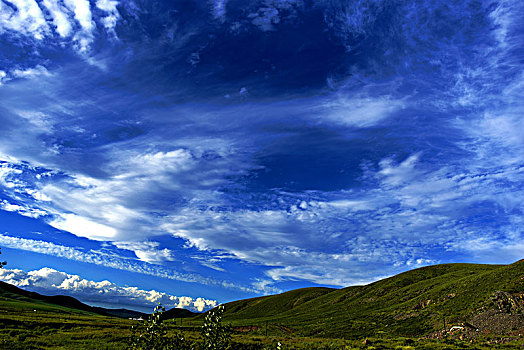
[216,260,524,338]
[0,281,146,319]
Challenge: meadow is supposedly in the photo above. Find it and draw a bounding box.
[1,260,523,349]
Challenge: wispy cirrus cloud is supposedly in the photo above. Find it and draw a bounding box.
[0,233,251,292]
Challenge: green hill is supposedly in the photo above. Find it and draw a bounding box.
[0,281,147,319]
[215,260,524,339]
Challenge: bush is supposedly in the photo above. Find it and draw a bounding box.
[128,303,234,350]
[201,305,232,350]
[127,304,193,350]
[0,247,6,268]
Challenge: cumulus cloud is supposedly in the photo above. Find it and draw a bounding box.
[0,267,216,312]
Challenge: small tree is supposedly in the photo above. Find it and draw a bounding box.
[0,247,6,268]
[128,303,193,350]
[201,305,232,350]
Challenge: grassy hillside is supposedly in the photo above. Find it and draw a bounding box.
[0,260,522,349]
[0,294,132,349]
[0,281,146,319]
[222,287,336,319]
[216,260,524,339]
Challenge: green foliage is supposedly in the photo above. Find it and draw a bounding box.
[128,304,193,350]
[201,305,232,350]
[0,246,6,268]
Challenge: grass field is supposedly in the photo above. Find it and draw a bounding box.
[0,295,134,349]
[1,260,523,349]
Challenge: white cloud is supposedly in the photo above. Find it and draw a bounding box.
[96,0,120,31]
[157,206,441,287]
[377,153,422,187]
[248,0,302,31]
[0,162,51,213]
[250,7,280,31]
[41,0,72,37]
[325,199,374,211]
[488,0,521,50]
[0,0,48,39]
[63,0,95,52]
[318,94,405,128]
[114,241,176,263]
[479,112,524,148]
[446,233,524,264]
[211,0,227,20]
[29,149,197,242]
[50,213,118,240]
[0,200,47,218]
[120,149,195,179]
[0,0,121,52]
[0,70,7,85]
[0,267,217,312]
[63,0,94,32]
[15,110,54,134]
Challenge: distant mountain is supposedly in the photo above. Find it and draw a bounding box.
[208,260,524,339]
[0,281,147,319]
[161,307,199,320]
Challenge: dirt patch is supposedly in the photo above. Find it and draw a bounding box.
[471,309,524,335]
[427,291,524,340]
[233,325,260,332]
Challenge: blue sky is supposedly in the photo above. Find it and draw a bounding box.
[0,0,523,312]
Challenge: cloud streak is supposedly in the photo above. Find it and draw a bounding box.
[0,233,252,292]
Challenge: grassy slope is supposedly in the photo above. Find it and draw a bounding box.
[0,298,132,349]
[217,260,524,338]
[0,281,147,319]
[223,287,336,319]
[0,282,133,349]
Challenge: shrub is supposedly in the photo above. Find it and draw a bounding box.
[201,305,232,350]
[127,303,193,350]
[0,247,6,268]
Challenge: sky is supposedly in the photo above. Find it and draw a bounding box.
[0,0,522,313]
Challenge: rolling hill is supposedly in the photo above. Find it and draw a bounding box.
[214,260,524,339]
[1,259,522,341]
[0,280,148,319]
[0,280,200,321]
